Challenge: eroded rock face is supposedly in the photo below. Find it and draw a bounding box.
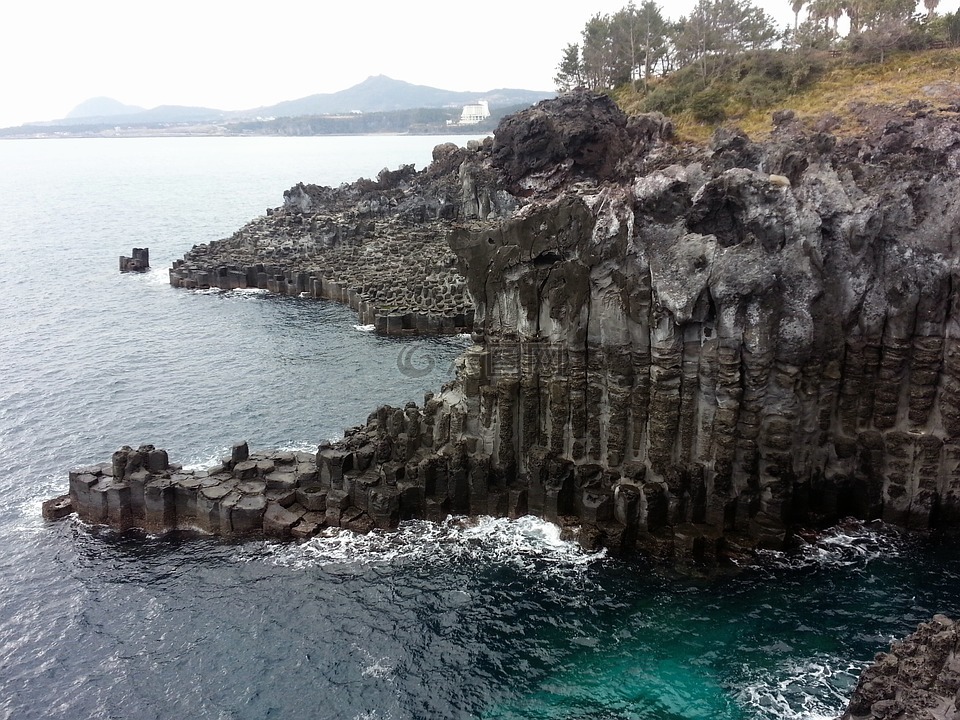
[391,91,960,562]
[491,92,642,193]
[841,615,960,720]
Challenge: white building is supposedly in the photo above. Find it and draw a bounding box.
[458,100,490,125]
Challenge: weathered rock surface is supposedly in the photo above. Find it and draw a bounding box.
[54,91,960,565]
[841,615,960,720]
[66,443,366,539]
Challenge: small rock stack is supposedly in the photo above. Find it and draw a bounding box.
[119,247,149,272]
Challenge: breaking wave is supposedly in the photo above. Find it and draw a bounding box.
[755,520,908,572]
[736,655,862,720]
[236,515,603,576]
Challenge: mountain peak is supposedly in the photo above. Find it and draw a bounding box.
[66,97,145,119]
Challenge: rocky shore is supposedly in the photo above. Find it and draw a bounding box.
[51,90,960,566]
[166,145,516,334]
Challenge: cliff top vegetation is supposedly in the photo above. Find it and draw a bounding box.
[558,0,960,141]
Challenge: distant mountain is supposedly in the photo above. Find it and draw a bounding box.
[66,96,144,119]
[8,76,553,133]
[247,75,552,117]
[38,104,227,127]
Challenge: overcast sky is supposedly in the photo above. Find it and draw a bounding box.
[1,0,956,128]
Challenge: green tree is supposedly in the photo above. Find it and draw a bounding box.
[856,0,918,30]
[674,0,781,79]
[927,9,960,42]
[792,0,806,29]
[582,13,623,89]
[554,43,585,91]
[815,0,845,29]
[637,1,670,86]
[606,1,671,89]
[788,17,840,47]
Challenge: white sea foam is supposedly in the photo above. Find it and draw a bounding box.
[229,287,269,296]
[353,324,376,332]
[180,443,317,471]
[756,520,906,572]
[354,643,396,680]
[236,515,603,574]
[189,288,224,296]
[274,443,319,455]
[736,655,862,720]
[181,452,227,472]
[353,711,393,720]
[144,267,172,287]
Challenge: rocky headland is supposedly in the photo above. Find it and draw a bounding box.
[49,90,960,569]
[166,144,516,334]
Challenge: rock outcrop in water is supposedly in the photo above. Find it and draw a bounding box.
[53,91,960,564]
[841,615,960,720]
[119,247,149,272]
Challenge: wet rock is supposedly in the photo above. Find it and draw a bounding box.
[42,494,72,520]
[841,616,960,720]
[119,247,149,272]
[263,502,300,537]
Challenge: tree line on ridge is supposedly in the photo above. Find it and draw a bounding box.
[556,0,960,93]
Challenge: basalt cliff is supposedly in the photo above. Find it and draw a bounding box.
[52,91,960,566]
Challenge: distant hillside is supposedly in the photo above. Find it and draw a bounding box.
[13,76,553,133]
[31,103,226,127]
[250,75,552,117]
[66,97,144,119]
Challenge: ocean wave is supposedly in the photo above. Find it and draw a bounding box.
[228,287,269,296]
[353,324,376,332]
[236,515,603,575]
[144,267,172,287]
[188,287,224,296]
[736,654,861,720]
[755,520,906,572]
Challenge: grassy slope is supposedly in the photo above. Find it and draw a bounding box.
[615,47,960,142]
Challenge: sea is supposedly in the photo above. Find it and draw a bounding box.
[1,135,959,720]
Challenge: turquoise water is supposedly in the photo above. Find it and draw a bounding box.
[1,136,957,720]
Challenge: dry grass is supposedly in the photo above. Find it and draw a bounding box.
[736,48,960,139]
[618,47,960,143]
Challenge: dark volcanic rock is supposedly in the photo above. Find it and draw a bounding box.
[492,91,630,192]
[55,91,960,567]
[841,615,960,720]
[119,247,149,272]
[167,138,514,335]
